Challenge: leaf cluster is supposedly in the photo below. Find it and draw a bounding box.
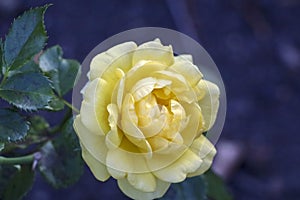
[0,5,83,200]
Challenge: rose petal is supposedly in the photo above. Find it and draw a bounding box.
[125,60,168,92]
[81,78,114,135]
[106,148,150,174]
[153,149,203,183]
[81,143,110,181]
[132,39,174,66]
[168,55,202,86]
[74,116,107,164]
[127,173,156,192]
[187,135,217,177]
[117,176,170,200]
[90,42,137,80]
[196,80,220,131]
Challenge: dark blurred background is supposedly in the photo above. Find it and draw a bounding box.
[1,0,300,199]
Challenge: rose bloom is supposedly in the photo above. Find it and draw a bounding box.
[74,39,219,199]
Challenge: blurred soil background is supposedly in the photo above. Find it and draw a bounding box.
[1,0,300,199]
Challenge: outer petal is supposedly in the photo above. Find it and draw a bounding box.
[81,78,112,135]
[196,80,220,131]
[118,176,171,200]
[81,143,110,181]
[74,116,107,165]
[106,148,150,174]
[127,173,156,192]
[168,55,203,86]
[132,39,174,66]
[187,135,217,177]
[153,149,202,183]
[90,42,137,80]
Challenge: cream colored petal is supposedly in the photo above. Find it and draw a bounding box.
[80,78,104,135]
[153,149,202,183]
[107,166,126,179]
[106,148,149,174]
[197,80,220,131]
[178,54,193,62]
[127,173,156,192]
[152,70,189,93]
[187,135,216,177]
[105,129,123,150]
[74,116,107,164]
[121,94,144,139]
[80,78,113,135]
[90,42,137,80]
[168,55,202,86]
[179,102,204,145]
[131,77,157,101]
[118,176,171,200]
[81,143,110,181]
[132,40,174,66]
[125,60,168,91]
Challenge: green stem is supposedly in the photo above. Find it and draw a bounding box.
[62,99,79,113]
[0,152,40,165]
[48,107,72,134]
[0,70,9,87]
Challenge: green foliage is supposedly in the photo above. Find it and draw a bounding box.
[40,46,81,96]
[0,4,82,199]
[2,165,35,200]
[205,170,232,200]
[39,118,83,188]
[0,109,29,143]
[3,165,34,200]
[0,165,18,197]
[161,170,232,200]
[0,39,3,74]
[0,72,54,111]
[0,143,4,152]
[3,5,49,71]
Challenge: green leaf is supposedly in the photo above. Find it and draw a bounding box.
[28,115,49,135]
[205,170,232,200]
[0,39,3,75]
[0,72,54,111]
[0,165,18,197]
[3,5,49,71]
[8,60,41,77]
[0,143,4,152]
[161,176,207,200]
[39,117,83,188]
[45,96,65,111]
[39,46,81,96]
[0,109,29,143]
[3,165,35,200]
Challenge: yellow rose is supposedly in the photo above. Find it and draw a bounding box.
[74,39,219,199]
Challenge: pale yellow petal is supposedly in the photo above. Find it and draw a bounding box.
[90,42,137,80]
[107,166,126,179]
[80,78,113,135]
[187,135,216,177]
[197,80,220,131]
[105,129,123,150]
[131,77,157,101]
[153,149,202,183]
[132,40,174,66]
[73,116,107,164]
[118,176,171,200]
[106,148,149,174]
[125,60,168,91]
[81,143,110,181]
[179,102,204,145]
[127,173,156,192]
[168,55,202,86]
